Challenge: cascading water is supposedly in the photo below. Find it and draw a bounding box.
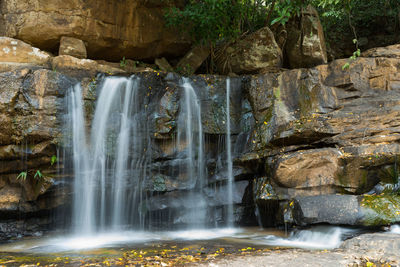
[177,78,206,228]
[68,76,143,234]
[226,78,234,227]
[67,75,211,234]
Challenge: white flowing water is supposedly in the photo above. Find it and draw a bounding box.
[255,226,357,249]
[177,78,206,228]
[68,76,209,234]
[226,78,234,226]
[390,224,400,234]
[70,83,91,234]
[69,77,141,234]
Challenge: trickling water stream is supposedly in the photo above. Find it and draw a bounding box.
[226,78,234,227]
[177,78,206,228]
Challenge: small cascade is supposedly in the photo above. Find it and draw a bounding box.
[390,224,400,234]
[69,83,91,234]
[259,226,357,250]
[226,78,234,227]
[177,78,206,228]
[67,74,241,234]
[68,76,143,234]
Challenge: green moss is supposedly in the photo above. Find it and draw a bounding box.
[361,194,400,226]
[273,87,281,100]
[152,174,167,192]
[298,83,318,119]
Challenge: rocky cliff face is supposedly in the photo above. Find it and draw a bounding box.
[0,0,190,61]
[1,37,400,238]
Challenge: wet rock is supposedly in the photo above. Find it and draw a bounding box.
[144,180,249,211]
[0,0,190,61]
[341,232,400,261]
[0,67,75,233]
[362,44,400,58]
[287,195,362,226]
[287,194,400,226]
[216,26,282,74]
[51,55,125,78]
[273,148,341,191]
[58,36,87,59]
[176,45,210,75]
[285,5,328,68]
[155,57,173,72]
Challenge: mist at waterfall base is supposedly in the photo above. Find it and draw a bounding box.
[0,75,367,253]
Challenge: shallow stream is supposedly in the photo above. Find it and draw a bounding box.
[0,226,371,266]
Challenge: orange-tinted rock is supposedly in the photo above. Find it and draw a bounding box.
[0,37,51,66]
[215,26,282,74]
[58,36,87,59]
[285,5,328,68]
[0,0,190,61]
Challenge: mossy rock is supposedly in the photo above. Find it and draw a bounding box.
[361,194,400,226]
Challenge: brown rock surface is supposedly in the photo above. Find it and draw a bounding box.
[285,5,328,68]
[0,68,75,217]
[247,44,400,203]
[273,148,341,190]
[0,0,190,61]
[51,55,125,78]
[58,36,87,59]
[0,37,51,66]
[176,45,210,75]
[216,26,282,74]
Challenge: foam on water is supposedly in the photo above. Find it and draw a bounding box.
[254,226,357,250]
[0,228,240,253]
[390,224,400,234]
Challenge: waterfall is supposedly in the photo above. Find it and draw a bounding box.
[177,78,206,228]
[69,83,91,234]
[226,78,234,227]
[67,75,233,234]
[69,76,141,234]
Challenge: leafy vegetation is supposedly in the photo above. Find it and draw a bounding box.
[164,0,267,46]
[164,0,400,54]
[16,155,57,182]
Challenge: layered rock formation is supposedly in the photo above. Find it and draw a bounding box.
[216,26,283,74]
[1,35,400,238]
[0,0,190,61]
[250,44,400,226]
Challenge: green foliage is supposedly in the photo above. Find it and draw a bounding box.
[16,155,58,182]
[34,170,43,180]
[120,56,127,68]
[164,0,267,45]
[315,0,400,50]
[271,0,304,25]
[16,171,27,181]
[342,40,361,70]
[51,155,58,166]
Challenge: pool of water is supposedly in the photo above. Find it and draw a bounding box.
[0,226,363,254]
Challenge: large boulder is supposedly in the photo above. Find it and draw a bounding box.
[286,194,400,227]
[285,5,328,68]
[0,0,190,61]
[176,45,210,75]
[215,26,282,74]
[244,44,400,226]
[58,36,87,59]
[273,148,341,191]
[0,37,51,72]
[51,55,125,78]
[341,232,400,262]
